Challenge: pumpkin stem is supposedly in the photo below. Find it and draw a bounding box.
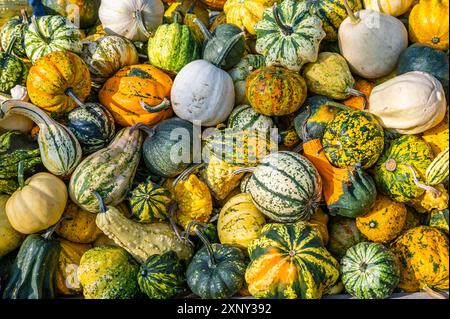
[213,31,245,67]
[405,164,441,198]
[134,10,151,38]
[172,10,183,24]
[192,222,217,267]
[343,0,360,24]
[4,34,18,56]
[93,191,108,214]
[291,143,303,153]
[172,163,205,188]
[187,0,198,14]
[432,37,441,44]
[168,203,189,244]
[232,167,255,176]
[423,286,448,299]
[140,98,171,113]
[17,160,25,189]
[130,122,155,136]
[317,143,341,155]
[346,88,367,110]
[193,18,213,41]
[65,88,85,108]
[272,3,293,36]
[42,215,72,240]
[385,159,397,172]
[21,9,29,24]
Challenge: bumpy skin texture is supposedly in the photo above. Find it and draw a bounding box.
[322,110,384,169]
[0,15,28,59]
[408,184,449,213]
[223,0,266,35]
[341,242,400,299]
[254,0,325,71]
[356,195,407,243]
[246,66,308,116]
[245,223,339,299]
[374,135,434,203]
[428,209,449,235]
[77,246,140,299]
[390,226,449,292]
[0,49,28,94]
[422,116,449,156]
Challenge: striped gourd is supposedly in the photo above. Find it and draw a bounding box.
[254,0,326,71]
[69,127,143,213]
[24,15,82,63]
[129,179,172,223]
[0,11,29,59]
[301,0,363,40]
[426,147,449,186]
[0,100,81,177]
[245,223,339,299]
[243,151,322,222]
[341,242,400,299]
[227,105,274,133]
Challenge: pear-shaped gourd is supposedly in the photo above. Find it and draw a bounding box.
[338,1,408,79]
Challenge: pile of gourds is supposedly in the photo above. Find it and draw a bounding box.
[0,0,449,300]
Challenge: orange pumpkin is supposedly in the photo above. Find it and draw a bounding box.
[26,51,91,114]
[343,79,373,110]
[409,0,449,50]
[99,64,173,126]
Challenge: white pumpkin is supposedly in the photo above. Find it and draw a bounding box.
[338,8,408,79]
[171,60,235,127]
[99,0,164,42]
[369,71,447,134]
[363,0,415,17]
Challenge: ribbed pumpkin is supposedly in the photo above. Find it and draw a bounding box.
[408,0,449,51]
[56,200,103,244]
[148,13,201,74]
[227,104,274,132]
[0,11,29,59]
[129,179,172,223]
[99,64,173,126]
[254,0,326,71]
[223,0,266,35]
[56,239,91,296]
[425,147,449,186]
[341,242,400,299]
[390,226,449,293]
[374,135,435,203]
[356,195,407,243]
[364,0,414,16]
[322,109,384,169]
[245,223,340,299]
[217,193,266,250]
[246,66,308,116]
[327,216,364,260]
[26,51,91,114]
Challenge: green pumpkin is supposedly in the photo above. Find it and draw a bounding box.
[254,0,326,71]
[0,131,43,195]
[196,19,245,70]
[2,231,61,299]
[322,110,384,169]
[245,223,340,299]
[374,135,434,203]
[140,117,193,178]
[294,95,348,141]
[301,0,363,41]
[0,36,28,94]
[148,13,201,74]
[341,242,400,299]
[138,251,186,299]
[428,209,449,235]
[303,52,361,100]
[327,216,365,260]
[41,0,100,29]
[186,227,246,299]
[397,43,449,99]
[24,15,82,63]
[227,104,274,133]
[129,179,173,223]
[0,11,29,59]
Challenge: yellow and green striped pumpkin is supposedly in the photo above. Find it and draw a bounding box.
[425,147,449,186]
[129,179,173,223]
[245,223,340,299]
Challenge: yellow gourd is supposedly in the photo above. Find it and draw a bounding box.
[356,195,407,243]
[422,116,449,156]
[364,0,415,16]
[223,0,266,35]
[0,194,24,258]
[407,184,449,213]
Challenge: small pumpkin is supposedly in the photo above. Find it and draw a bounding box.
[255,0,326,71]
[246,66,308,116]
[217,193,266,250]
[55,200,103,244]
[408,0,449,51]
[356,195,407,243]
[56,239,91,296]
[0,10,29,59]
[0,36,28,94]
[99,64,173,126]
[223,0,266,35]
[327,216,364,260]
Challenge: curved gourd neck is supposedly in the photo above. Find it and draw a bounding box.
[194,18,213,40]
[130,122,156,137]
[0,100,54,128]
[343,0,361,24]
[212,31,245,68]
[189,221,217,267]
[134,9,151,38]
[272,4,293,36]
[140,98,171,113]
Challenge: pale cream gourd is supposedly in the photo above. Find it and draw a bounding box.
[0,195,24,258]
[363,0,415,17]
[0,86,33,134]
[6,172,68,234]
[338,7,408,79]
[171,60,235,127]
[99,0,164,42]
[369,71,447,134]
